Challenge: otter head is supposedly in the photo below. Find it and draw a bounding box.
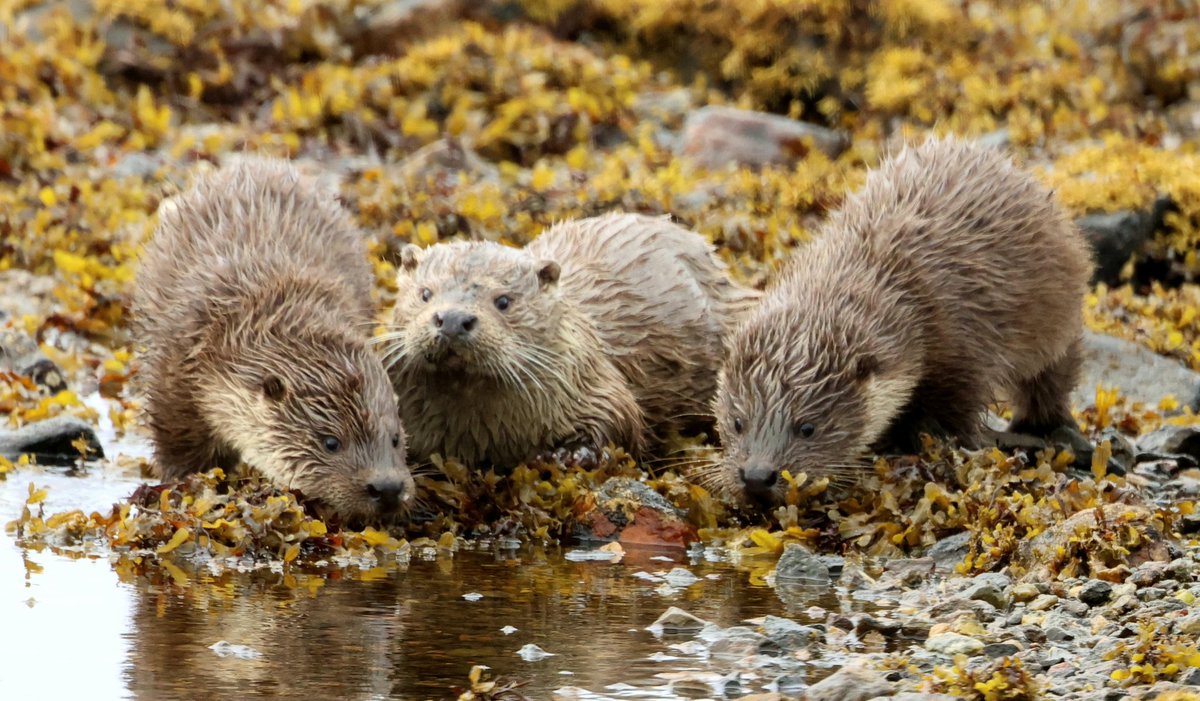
[208,334,414,527]
[714,300,914,511]
[386,241,562,381]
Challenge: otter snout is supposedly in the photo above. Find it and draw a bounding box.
[739,463,780,502]
[433,309,477,339]
[366,478,411,512]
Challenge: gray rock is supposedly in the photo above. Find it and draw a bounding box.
[1078,579,1113,606]
[1179,667,1200,686]
[805,664,892,701]
[774,543,831,584]
[1075,331,1200,411]
[0,415,103,464]
[1059,598,1090,617]
[707,625,768,660]
[874,696,957,701]
[926,532,971,571]
[1177,612,1200,636]
[1012,583,1041,602]
[1137,426,1200,465]
[759,615,821,652]
[925,632,984,656]
[1137,586,1166,602]
[678,106,850,171]
[1074,196,1173,285]
[962,573,1012,609]
[1045,626,1074,642]
[646,607,708,636]
[983,641,1022,658]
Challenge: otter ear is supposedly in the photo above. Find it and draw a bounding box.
[399,244,422,272]
[536,260,560,289]
[853,354,880,383]
[262,375,286,402]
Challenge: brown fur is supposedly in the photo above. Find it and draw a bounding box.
[131,157,413,524]
[384,212,761,468]
[715,136,1094,507]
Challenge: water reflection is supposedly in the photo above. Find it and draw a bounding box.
[118,547,830,700]
[2,460,875,700]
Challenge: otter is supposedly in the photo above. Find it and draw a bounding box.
[383,212,761,468]
[131,157,414,525]
[715,136,1094,507]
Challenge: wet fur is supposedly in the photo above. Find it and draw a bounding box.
[716,137,1094,506]
[131,158,413,523]
[385,212,761,467]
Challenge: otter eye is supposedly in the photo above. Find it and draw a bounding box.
[321,435,342,453]
[795,422,815,438]
[733,418,744,435]
[391,433,400,448]
[494,295,511,312]
[419,287,432,303]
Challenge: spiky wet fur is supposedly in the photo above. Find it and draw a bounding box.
[715,136,1095,507]
[385,212,761,468]
[131,157,413,524]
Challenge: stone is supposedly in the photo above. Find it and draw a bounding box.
[983,642,1022,658]
[1137,426,1200,465]
[646,607,708,636]
[1017,504,1173,583]
[1074,196,1173,285]
[774,543,832,584]
[1059,598,1090,617]
[927,532,971,571]
[0,415,103,465]
[1176,612,1200,636]
[678,106,849,171]
[805,664,892,701]
[759,616,821,652]
[1012,583,1041,602]
[962,573,1012,609]
[578,477,698,550]
[925,632,984,656]
[1075,331,1200,412]
[1078,579,1113,607]
[1029,594,1059,611]
[1044,626,1074,642]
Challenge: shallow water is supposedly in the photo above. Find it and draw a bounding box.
[0,420,869,700]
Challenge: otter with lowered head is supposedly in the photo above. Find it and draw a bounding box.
[383,212,761,468]
[715,136,1094,508]
[132,157,413,525]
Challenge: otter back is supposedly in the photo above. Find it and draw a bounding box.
[131,158,413,524]
[716,136,1094,507]
[388,212,760,467]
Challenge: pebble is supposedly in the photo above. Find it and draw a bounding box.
[1059,598,1090,617]
[962,573,1012,609]
[805,664,892,701]
[925,632,984,656]
[774,543,832,584]
[1030,594,1059,611]
[759,615,821,651]
[1012,583,1041,602]
[646,607,709,636]
[1174,612,1200,635]
[1078,579,1113,606]
[983,641,1022,658]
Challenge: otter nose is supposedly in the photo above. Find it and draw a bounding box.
[739,464,779,500]
[433,310,477,339]
[367,480,407,512]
